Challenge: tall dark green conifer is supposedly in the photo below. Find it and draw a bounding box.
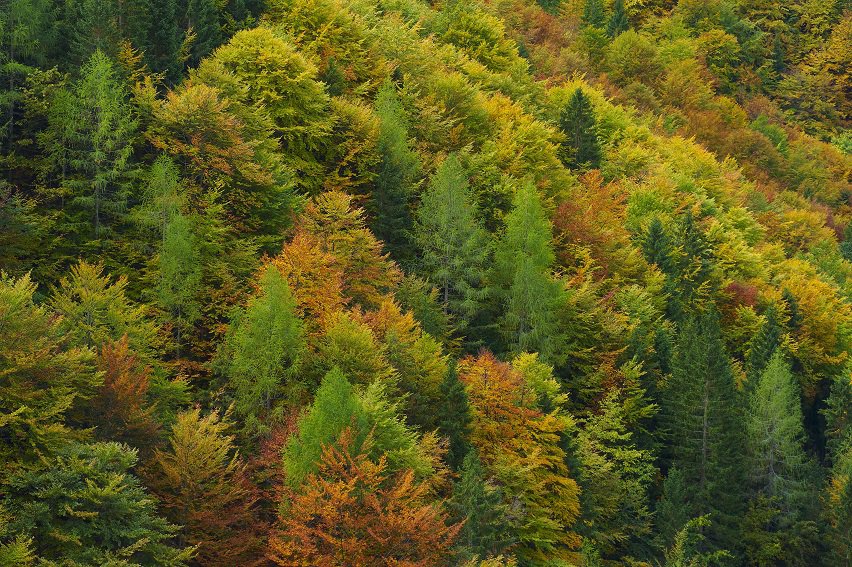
[642,217,673,274]
[607,0,629,37]
[448,449,513,562]
[558,88,601,170]
[437,363,471,471]
[185,0,221,67]
[582,0,606,28]
[745,306,782,386]
[146,0,182,82]
[663,309,747,555]
[369,83,420,263]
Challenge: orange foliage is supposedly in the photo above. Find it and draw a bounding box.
[268,429,460,566]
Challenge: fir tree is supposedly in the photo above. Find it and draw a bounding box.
[438,363,472,471]
[582,0,606,28]
[145,0,182,82]
[222,265,305,436]
[448,449,513,562]
[558,88,601,170]
[369,82,420,264]
[663,309,747,555]
[607,0,629,37]
[642,217,674,274]
[493,181,563,361]
[414,154,491,337]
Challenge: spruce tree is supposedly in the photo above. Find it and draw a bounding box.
[185,0,221,67]
[493,181,563,361]
[438,363,472,471]
[146,0,182,82]
[448,449,513,562]
[582,0,606,28]
[607,0,629,37]
[663,309,747,555]
[222,265,305,437]
[414,154,491,336]
[642,217,674,274]
[369,83,420,263]
[558,88,601,170]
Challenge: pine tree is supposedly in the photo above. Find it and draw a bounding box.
[558,88,601,170]
[185,0,221,67]
[493,181,563,361]
[147,408,262,564]
[157,212,202,358]
[663,309,747,555]
[642,217,674,274]
[369,83,420,263]
[448,449,513,562]
[582,0,606,28]
[607,0,629,37]
[438,363,472,471]
[3,442,190,565]
[222,265,305,437]
[414,154,491,336]
[745,306,783,387]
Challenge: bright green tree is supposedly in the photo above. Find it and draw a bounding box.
[42,49,137,252]
[558,88,601,170]
[414,154,491,337]
[493,181,563,361]
[369,82,420,263]
[222,265,305,436]
[448,449,513,562]
[745,306,783,387]
[157,212,202,358]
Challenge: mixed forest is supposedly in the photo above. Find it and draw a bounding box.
[0,0,851,565]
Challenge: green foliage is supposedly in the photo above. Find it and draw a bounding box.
[415,154,492,340]
[448,449,513,562]
[493,181,562,361]
[745,306,783,386]
[558,88,601,170]
[3,441,191,565]
[582,0,606,28]
[607,0,629,38]
[438,363,472,471]
[369,82,420,263]
[157,212,202,356]
[185,0,223,67]
[222,265,305,436]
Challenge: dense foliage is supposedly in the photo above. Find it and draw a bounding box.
[0,0,850,565]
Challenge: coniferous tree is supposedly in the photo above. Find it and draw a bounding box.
[222,265,305,437]
[157,212,202,358]
[744,354,820,565]
[438,363,472,471]
[369,82,420,263]
[448,449,513,562]
[826,442,852,566]
[42,50,137,253]
[642,217,674,274]
[147,408,262,564]
[582,0,606,28]
[745,306,783,386]
[558,88,601,170]
[607,0,629,37]
[663,309,747,555]
[493,181,563,361]
[414,154,491,337]
[185,0,221,67]
[145,0,182,82]
[4,442,190,565]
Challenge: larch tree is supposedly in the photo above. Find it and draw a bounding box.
[42,49,137,252]
[414,153,491,340]
[369,82,420,263]
[558,88,601,171]
[157,212,202,358]
[493,181,563,362]
[147,408,262,565]
[222,264,305,437]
